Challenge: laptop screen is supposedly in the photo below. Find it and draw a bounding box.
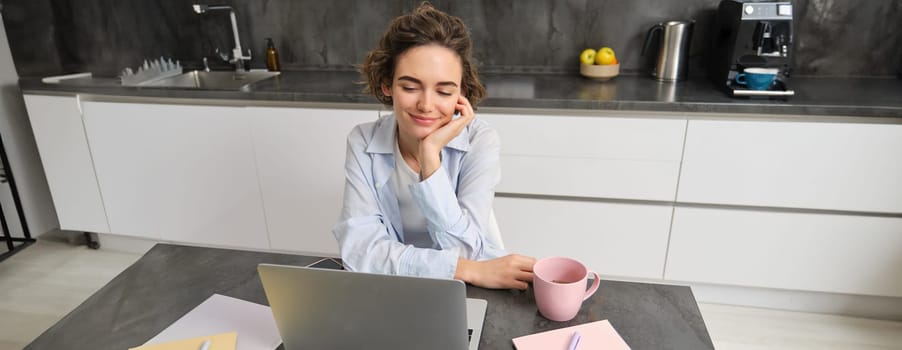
[258,263,485,350]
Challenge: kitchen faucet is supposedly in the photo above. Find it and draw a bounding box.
[192,4,251,71]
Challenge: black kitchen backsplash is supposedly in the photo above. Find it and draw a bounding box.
[3,0,901,78]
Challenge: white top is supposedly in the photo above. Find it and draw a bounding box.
[391,138,432,248]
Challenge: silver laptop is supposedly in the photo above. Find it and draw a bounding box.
[258,263,487,350]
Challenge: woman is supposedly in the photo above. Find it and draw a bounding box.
[333,3,535,290]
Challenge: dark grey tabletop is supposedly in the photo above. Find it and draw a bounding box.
[20,70,902,119]
[26,243,713,350]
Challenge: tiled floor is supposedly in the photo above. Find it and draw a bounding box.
[0,239,141,350]
[1,239,901,350]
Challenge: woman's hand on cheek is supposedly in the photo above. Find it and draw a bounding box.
[417,95,475,179]
[422,95,474,152]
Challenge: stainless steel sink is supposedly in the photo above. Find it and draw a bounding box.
[145,70,279,89]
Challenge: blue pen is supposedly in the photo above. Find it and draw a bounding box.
[567,331,581,350]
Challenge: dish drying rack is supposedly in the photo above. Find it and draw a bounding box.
[120,57,182,86]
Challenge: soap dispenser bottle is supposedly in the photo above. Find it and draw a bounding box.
[265,38,281,72]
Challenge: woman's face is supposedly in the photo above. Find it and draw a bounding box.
[382,44,463,141]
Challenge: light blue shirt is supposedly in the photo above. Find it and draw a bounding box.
[333,114,506,279]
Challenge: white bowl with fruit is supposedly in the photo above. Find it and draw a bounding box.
[579,47,619,81]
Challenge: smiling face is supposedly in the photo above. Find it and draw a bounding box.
[382,44,463,142]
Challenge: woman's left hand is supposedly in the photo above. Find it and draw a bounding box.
[455,254,536,290]
[418,95,475,179]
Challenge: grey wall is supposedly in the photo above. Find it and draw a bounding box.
[3,0,901,78]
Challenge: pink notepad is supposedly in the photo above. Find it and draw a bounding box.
[512,320,631,350]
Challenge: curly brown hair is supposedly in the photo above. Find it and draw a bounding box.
[360,2,486,107]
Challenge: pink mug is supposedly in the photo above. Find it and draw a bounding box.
[533,257,600,322]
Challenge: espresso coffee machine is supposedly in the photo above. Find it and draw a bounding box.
[710,0,795,97]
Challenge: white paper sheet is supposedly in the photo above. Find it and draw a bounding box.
[143,294,282,350]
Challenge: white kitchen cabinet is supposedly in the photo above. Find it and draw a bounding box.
[23,94,109,233]
[678,120,902,213]
[249,107,376,255]
[665,207,902,297]
[81,101,268,248]
[494,196,672,280]
[481,114,686,201]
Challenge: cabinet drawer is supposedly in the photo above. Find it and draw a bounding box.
[665,207,902,297]
[24,95,110,233]
[495,196,672,279]
[249,107,376,255]
[82,101,269,248]
[482,114,686,201]
[678,120,902,213]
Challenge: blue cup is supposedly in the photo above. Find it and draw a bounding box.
[734,68,779,90]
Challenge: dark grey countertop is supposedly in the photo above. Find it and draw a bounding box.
[26,243,714,350]
[20,70,902,118]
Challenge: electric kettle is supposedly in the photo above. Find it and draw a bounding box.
[642,20,694,81]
